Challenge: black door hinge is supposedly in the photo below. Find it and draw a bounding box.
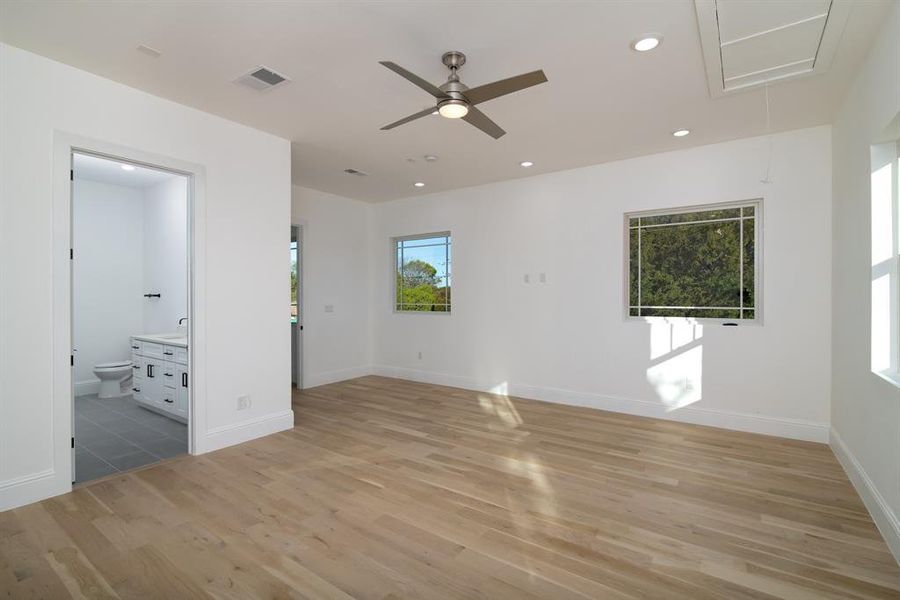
[69,248,73,260]
[71,437,74,449]
[300,325,304,331]
[70,169,74,181]
[70,354,74,366]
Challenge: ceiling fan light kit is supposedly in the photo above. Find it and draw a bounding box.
[380,50,548,139]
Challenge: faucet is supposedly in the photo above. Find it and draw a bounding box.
[178,317,188,325]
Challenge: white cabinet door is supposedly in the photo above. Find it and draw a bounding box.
[174,364,189,419]
[142,357,165,407]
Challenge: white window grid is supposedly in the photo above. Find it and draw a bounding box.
[394,232,452,313]
[624,200,762,323]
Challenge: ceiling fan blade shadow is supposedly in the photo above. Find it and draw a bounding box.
[379,61,447,99]
[464,70,548,105]
[462,106,506,139]
[381,106,436,130]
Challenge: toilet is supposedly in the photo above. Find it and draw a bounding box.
[93,361,133,398]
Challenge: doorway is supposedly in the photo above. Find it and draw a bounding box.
[291,225,303,388]
[70,151,192,484]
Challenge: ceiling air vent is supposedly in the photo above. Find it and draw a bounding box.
[343,168,369,176]
[235,66,290,91]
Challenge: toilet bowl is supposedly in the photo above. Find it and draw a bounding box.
[93,361,133,398]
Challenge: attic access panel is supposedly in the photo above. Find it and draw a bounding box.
[695,0,850,96]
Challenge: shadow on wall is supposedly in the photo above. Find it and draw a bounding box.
[645,319,704,412]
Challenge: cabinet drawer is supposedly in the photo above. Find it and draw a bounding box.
[141,342,165,360]
[173,346,188,365]
[163,361,177,389]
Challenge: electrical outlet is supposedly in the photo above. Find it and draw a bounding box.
[237,395,251,410]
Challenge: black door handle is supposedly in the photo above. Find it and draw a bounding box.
[182,372,188,387]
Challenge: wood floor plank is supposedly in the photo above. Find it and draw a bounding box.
[1,375,898,599]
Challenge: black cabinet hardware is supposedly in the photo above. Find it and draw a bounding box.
[131,345,139,349]
[163,351,173,356]
[164,372,172,377]
[143,293,161,298]
[132,365,139,370]
[132,387,140,393]
[147,364,154,378]
[164,398,173,404]
[182,372,188,387]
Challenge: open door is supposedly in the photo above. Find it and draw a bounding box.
[291,225,302,388]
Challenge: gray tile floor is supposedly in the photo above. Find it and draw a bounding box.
[74,394,187,484]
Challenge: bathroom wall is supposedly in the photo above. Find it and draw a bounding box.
[72,179,145,394]
[143,176,188,333]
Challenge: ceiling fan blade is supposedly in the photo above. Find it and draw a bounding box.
[381,106,436,130]
[464,70,548,105]
[379,61,447,99]
[462,106,506,139]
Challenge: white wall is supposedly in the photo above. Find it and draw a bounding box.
[370,126,833,442]
[142,176,188,333]
[830,3,900,560]
[72,180,145,390]
[0,43,292,510]
[291,186,372,387]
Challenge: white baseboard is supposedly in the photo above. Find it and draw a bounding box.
[74,379,100,397]
[0,468,68,512]
[371,365,830,443]
[303,365,374,389]
[196,409,295,454]
[830,428,900,563]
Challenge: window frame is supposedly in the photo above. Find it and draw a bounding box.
[623,199,763,325]
[392,231,452,315]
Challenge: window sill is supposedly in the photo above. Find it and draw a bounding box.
[625,316,761,326]
[873,369,900,389]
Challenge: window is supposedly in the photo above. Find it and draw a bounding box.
[395,233,451,312]
[626,201,760,321]
[870,140,899,383]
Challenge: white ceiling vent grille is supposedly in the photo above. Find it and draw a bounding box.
[235,66,290,91]
[695,0,851,97]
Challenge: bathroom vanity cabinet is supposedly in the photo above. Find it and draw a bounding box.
[130,335,188,423]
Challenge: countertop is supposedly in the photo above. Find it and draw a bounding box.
[132,333,188,347]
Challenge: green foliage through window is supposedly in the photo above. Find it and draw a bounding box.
[395,234,451,312]
[627,203,758,320]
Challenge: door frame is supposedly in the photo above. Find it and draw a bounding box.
[53,132,205,490]
[291,223,305,389]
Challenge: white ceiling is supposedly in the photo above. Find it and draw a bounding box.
[73,153,181,189]
[1,1,892,202]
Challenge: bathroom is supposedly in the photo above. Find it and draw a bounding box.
[72,152,190,484]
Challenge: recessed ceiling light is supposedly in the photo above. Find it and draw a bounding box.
[631,35,662,52]
[520,161,534,167]
[121,164,136,171]
[414,182,425,188]
[672,129,690,137]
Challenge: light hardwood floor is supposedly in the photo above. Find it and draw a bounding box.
[2,375,898,599]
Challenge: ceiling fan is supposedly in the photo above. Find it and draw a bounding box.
[379,51,548,139]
